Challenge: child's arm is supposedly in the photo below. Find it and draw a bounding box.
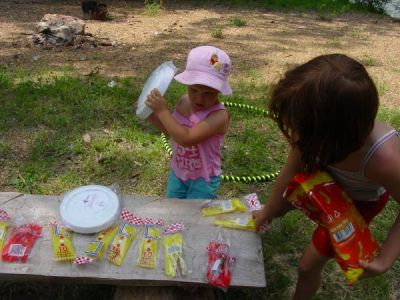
[358,137,400,277]
[252,147,303,230]
[146,113,168,133]
[135,98,167,133]
[145,89,228,147]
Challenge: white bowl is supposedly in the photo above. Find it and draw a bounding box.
[60,185,121,234]
[136,61,177,119]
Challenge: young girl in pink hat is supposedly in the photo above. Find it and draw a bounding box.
[144,45,232,199]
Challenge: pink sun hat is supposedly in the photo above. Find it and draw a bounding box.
[174,46,232,95]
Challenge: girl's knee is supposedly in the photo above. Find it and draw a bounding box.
[297,259,328,280]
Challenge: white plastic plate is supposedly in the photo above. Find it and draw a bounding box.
[60,185,121,234]
[136,61,177,119]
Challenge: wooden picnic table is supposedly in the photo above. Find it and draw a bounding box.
[0,192,265,295]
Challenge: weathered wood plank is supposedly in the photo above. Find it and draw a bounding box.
[0,193,266,288]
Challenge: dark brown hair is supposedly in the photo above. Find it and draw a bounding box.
[269,54,379,172]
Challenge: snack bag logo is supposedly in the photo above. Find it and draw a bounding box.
[210,54,221,71]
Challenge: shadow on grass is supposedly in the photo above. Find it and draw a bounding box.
[0,281,115,300]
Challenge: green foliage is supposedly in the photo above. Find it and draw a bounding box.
[360,54,380,66]
[0,64,12,89]
[144,0,163,16]
[230,18,247,26]
[203,0,384,14]
[210,26,224,39]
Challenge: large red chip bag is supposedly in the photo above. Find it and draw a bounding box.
[285,171,378,285]
[2,223,42,263]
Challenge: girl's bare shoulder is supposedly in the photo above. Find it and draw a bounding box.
[366,122,400,181]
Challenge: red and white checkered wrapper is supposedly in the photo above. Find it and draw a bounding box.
[154,218,164,226]
[0,209,10,221]
[120,208,134,222]
[143,217,153,225]
[129,216,144,226]
[120,208,144,226]
[143,217,164,226]
[74,256,93,265]
[164,222,184,234]
[245,193,261,212]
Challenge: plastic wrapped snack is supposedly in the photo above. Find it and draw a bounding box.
[163,222,187,277]
[50,221,76,262]
[2,223,42,263]
[136,218,163,269]
[213,215,256,232]
[201,198,246,216]
[108,208,143,266]
[85,225,119,260]
[206,232,236,291]
[0,209,11,252]
[285,171,379,285]
[201,193,262,217]
[212,193,263,231]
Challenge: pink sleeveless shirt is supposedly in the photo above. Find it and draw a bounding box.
[170,102,227,182]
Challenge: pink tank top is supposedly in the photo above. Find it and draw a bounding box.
[170,102,227,182]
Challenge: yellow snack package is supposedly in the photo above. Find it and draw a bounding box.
[163,223,187,277]
[108,221,139,266]
[50,222,76,262]
[213,215,256,232]
[137,218,163,269]
[0,209,11,251]
[201,198,246,216]
[85,225,118,259]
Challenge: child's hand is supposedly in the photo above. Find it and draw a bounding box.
[252,209,270,233]
[358,255,390,279]
[145,89,168,115]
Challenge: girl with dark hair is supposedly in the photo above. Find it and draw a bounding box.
[253,54,400,299]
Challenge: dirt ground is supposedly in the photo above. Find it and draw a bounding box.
[0,0,399,108]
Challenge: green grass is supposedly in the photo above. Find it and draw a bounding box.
[230,18,247,26]
[197,0,383,15]
[144,0,163,16]
[210,26,224,39]
[360,54,380,67]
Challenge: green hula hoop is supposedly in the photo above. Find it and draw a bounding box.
[160,102,279,183]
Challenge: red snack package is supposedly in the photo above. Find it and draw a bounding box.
[285,171,378,285]
[2,223,42,263]
[206,239,236,291]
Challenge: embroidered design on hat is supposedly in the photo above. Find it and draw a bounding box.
[210,53,221,71]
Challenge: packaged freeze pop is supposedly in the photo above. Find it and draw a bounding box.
[0,209,11,252]
[213,193,267,232]
[201,193,261,217]
[136,217,163,269]
[2,222,42,263]
[85,225,119,260]
[213,215,257,232]
[201,198,246,216]
[285,171,379,285]
[108,208,143,266]
[163,222,187,277]
[50,221,76,262]
[206,232,236,291]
